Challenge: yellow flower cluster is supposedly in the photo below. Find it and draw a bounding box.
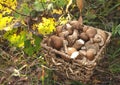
[0,0,17,15]
[4,30,26,47]
[37,17,56,35]
[0,14,13,30]
[0,0,17,30]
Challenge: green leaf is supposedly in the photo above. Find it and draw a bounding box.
[24,35,42,56]
[24,40,34,56]
[70,80,84,85]
[98,0,105,4]
[33,0,46,11]
[13,12,21,19]
[109,62,120,74]
[85,11,97,20]
[116,24,120,35]
[20,3,31,15]
[52,0,67,8]
[33,35,42,51]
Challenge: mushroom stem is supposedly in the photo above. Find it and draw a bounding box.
[59,31,69,38]
[67,29,79,46]
[70,51,79,59]
[63,40,68,53]
[69,20,83,30]
[73,39,85,50]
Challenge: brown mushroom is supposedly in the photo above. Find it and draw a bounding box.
[83,25,89,32]
[86,48,96,61]
[85,41,99,52]
[73,39,85,50]
[93,29,107,46]
[47,37,51,46]
[97,29,107,41]
[65,23,73,34]
[94,29,107,46]
[85,40,93,47]
[58,31,70,38]
[70,51,79,59]
[86,27,97,38]
[93,34,104,46]
[67,47,77,56]
[63,40,68,53]
[69,20,83,30]
[56,25,63,35]
[58,24,73,38]
[50,35,63,50]
[79,32,89,41]
[79,50,87,56]
[81,46,86,50]
[86,27,97,43]
[67,29,79,46]
[76,50,87,60]
[93,34,101,43]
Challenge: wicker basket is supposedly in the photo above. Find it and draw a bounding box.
[41,24,111,83]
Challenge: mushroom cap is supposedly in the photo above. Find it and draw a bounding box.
[70,51,79,59]
[67,47,77,56]
[97,29,107,43]
[86,48,96,61]
[85,40,93,47]
[86,27,97,38]
[67,29,79,46]
[83,25,89,32]
[69,20,83,30]
[77,50,87,60]
[93,34,104,46]
[66,23,72,29]
[65,23,73,34]
[79,32,89,41]
[50,35,63,50]
[93,34,101,43]
[47,37,51,46]
[56,25,63,35]
[85,41,99,52]
[58,31,69,38]
[79,50,87,56]
[77,39,85,44]
[73,39,85,50]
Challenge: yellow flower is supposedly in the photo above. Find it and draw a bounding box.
[37,17,56,35]
[0,0,17,15]
[0,15,13,30]
[0,0,17,30]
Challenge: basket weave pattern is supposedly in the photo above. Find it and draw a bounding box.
[41,25,111,83]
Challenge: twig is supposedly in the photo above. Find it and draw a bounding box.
[95,67,106,73]
[0,2,29,17]
[0,69,7,74]
[0,48,13,58]
[110,57,120,65]
[41,65,55,70]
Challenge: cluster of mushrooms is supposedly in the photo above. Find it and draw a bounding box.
[46,20,107,61]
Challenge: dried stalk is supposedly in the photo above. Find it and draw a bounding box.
[76,0,83,13]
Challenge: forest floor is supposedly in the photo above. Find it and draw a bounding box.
[0,33,120,85]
